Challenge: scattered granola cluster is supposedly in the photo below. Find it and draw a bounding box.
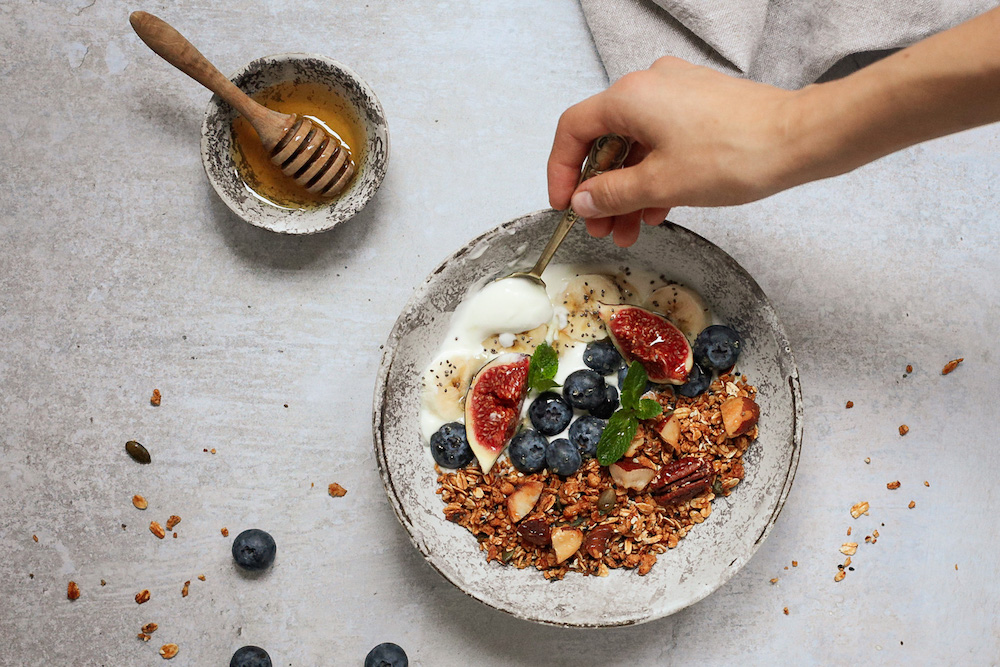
[437,374,757,579]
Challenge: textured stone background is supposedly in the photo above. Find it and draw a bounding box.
[1,0,997,664]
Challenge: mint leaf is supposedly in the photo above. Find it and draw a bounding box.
[635,398,663,421]
[527,342,559,393]
[619,361,649,410]
[596,410,639,466]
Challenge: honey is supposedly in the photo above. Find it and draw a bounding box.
[231,81,365,210]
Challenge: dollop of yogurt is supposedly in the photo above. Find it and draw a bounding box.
[450,276,553,347]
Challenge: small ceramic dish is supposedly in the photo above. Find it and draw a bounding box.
[201,53,388,234]
[373,210,803,627]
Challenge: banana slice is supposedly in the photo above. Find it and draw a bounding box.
[559,274,624,342]
[646,283,710,341]
[614,273,643,305]
[482,324,548,355]
[422,354,486,422]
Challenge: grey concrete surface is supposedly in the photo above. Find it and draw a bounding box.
[1,1,998,665]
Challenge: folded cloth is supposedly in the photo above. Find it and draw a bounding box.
[579,0,996,88]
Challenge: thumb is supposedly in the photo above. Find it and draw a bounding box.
[570,165,654,219]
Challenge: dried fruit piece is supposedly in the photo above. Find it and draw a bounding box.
[221,527,229,537]
[67,581,80,600]
[906,364,913,373]
[464,353,530,473]
[898,425,909,436]
[32,535,38,542]
[328,483,347,498]
[887,480,901,490]
[181,581,190,597]
[609,459,657,491]
[720,397,760,437]
[126,440,151,464]
[598,303,693,384]
[132,495,148,510]
[165,515,181,530]
[136,589,151,604]
[845,401,853,409]
[506,481,544,523]
[583,525,615,559]
[942,358,963,375]
[159,643,178,659]
[516,518,551,546]
[150,521,165,539]
[551,526,583,564]
[150,389,161,406]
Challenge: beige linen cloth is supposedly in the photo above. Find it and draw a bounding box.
[579,0,997,88]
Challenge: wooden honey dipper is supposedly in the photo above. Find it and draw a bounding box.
[130,11,354,198]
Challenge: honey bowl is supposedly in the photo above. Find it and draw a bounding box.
[201,53,389,234]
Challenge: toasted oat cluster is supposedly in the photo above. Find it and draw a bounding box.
[436,373,758,580]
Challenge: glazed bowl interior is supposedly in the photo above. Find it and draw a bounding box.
[201,53,389,235]
[373,210,802,627]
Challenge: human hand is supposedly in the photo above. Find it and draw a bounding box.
[547,56,804,246]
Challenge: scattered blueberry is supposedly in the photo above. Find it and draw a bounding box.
[508,429,548,473]
[546,438,583,476]
[562,369,606,411]
[583,339,624,375]
[231,529,276,571]
[569,416,606,458]
[230,646,272,667]
[590,384,619,419]
[529,392,573,436]
[430,422,474,468]
[676,363,711,398]
[693,325,743,371]
[364,642,408,667]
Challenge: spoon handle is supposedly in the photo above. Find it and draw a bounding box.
[528,134,631,278]
[129,11,288,147]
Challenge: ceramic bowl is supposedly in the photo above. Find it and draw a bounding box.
[201,53,388,234]
[373,210,802,627]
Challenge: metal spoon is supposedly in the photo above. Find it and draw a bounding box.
[506,134,631,287]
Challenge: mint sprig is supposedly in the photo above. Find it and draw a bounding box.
[596,362,664,465]
[527,342,560,393]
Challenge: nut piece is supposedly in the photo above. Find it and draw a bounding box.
[141,622,158,634]
[840,542,858,556]
[551,526,583,564]
[850,501,870,519]
[783,607,789,615]
[132,495,148,510]
[720,396,760,437]
[165,515,181,531]
[650,457,713,507]
[834,570,846,582]
[906,364,913,374]
[67,581,80,600]
[845,401,854,409]
[656,414,681,449]
[181,581,190,598]
[32,534,38,542]
[887,480,901,490]
[609,460,658,492]
[506,481,544,523]
[138,633,151,642]
[197,575,206,581]
[328,483,347,498]
[908,500,916,509]
[159,643,179,659]
[136,589,151,604]
[150,389,161,406]
[149,521,165,539]
[221,527,229,537]
[942,358,963,375]
[898,425,909,436]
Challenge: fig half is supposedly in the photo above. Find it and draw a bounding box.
[464,352,530,473]
[598,303,693,384]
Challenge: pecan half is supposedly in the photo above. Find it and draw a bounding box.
[650,457,713,508]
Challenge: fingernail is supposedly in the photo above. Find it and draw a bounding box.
[571,190,600,218]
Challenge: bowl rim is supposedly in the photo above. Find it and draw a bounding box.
[200,51,390,235]
[372,210,803,627]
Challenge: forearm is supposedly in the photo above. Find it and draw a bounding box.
[788,7,1000,186]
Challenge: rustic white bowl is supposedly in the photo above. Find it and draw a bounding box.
[201,53,389,235]
[373,210,802,627]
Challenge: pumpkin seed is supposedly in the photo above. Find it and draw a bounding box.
[501,549,514,563]
[125,440,151,464]
[712,479,724,495]
[597,488,616,513]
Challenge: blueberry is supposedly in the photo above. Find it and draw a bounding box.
[590,384,619,419]
[430,422,474,468]
[583,339,624,375]
[528,392,573,436]
[230,646,272,667]
[676,363,711,398]
[546,438,582,476]
[508,429,548,473]
[562,369,606,411]
[231,529,276,571]
[365,643,408,667]
[569,416,606,458]
[693,325,743,371]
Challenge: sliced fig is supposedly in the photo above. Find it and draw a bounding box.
[464,353,530,473]
[598,303,693,385]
